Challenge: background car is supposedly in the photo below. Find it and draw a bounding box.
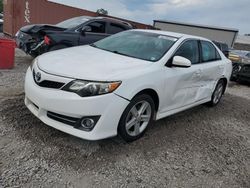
[25,30,232,142]
[16,16,134,57]
[229,50,250,82]
[213,41,229,58]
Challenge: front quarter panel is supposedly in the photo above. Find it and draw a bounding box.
[114,66,164,103]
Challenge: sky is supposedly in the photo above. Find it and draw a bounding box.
[48,0,250,34]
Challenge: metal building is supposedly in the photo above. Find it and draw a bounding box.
[3,0,153,37]
[154,20,239,47]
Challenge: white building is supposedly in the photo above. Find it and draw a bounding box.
[154,20,239,47]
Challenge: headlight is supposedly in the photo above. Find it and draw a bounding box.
[30,58,37,71]
[62,80,121,97]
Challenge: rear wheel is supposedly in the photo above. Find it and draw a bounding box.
[118,94,155,142]
[207,79,225,107]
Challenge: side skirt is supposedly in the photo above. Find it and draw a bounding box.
[156,98,211,120]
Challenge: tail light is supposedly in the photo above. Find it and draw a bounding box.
[44,35,51,45]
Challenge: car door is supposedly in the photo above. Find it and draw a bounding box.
[79,21,110,45]
[197,40,225,99]
[161,39,204,112]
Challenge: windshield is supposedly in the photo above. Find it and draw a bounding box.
[93,31,178,62]
[56,17,89,29]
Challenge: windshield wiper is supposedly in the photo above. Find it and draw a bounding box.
[112,50,123,55]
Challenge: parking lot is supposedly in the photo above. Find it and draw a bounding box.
[0,51,250,187]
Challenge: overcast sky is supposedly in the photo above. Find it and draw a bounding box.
[49,0,250,34]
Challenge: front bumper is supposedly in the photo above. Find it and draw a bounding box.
[24,68,129,140]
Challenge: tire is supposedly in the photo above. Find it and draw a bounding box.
[207,79,225,107]
[118,94,155,142]
[49,44,68,52]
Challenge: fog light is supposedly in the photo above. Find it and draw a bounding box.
[81,118,95,129]
[75,116,100,131]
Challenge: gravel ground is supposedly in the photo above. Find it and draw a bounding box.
[0,50,250,188]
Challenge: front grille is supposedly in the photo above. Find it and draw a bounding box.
[47,111,80,126]
[33,70,65,89]
[38,80,65,89]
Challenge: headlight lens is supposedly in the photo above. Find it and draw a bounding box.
[62,80,121,97]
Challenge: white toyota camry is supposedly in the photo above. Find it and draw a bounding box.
[25,30,232,142]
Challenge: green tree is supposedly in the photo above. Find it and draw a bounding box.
[96,8,108,15]
[0,0,3,13]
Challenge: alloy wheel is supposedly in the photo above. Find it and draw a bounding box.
[125,101,152,137]
[213,82,224,104]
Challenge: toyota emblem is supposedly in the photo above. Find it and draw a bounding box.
[35,72,41,82]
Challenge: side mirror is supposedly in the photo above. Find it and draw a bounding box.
[172,56,191,68]
[81,26,92,34]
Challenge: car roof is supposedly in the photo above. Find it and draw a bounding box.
[74,16,132,27]
[133,29,211,41]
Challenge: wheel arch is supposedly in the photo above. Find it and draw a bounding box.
[132,88,160,112]
[219,77,228,94]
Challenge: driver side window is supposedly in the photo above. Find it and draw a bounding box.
[86,21,106,33]
[174,40,200,64]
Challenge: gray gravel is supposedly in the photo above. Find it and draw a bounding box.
[0,50,250,188]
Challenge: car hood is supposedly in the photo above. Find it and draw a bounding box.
[20,24,66,34]
[37,45,152,81]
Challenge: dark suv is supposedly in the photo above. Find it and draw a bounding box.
[213,41,229,58]
[16,16,134,57]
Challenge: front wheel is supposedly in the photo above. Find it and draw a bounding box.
[118,94,155,142]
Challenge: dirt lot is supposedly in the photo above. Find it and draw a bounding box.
[0,51,250,188]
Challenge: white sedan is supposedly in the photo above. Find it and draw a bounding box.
[25,30,232,142]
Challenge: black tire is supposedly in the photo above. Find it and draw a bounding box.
[118,94,155,142]
[207,79,226,107]
[49,44,68,52]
